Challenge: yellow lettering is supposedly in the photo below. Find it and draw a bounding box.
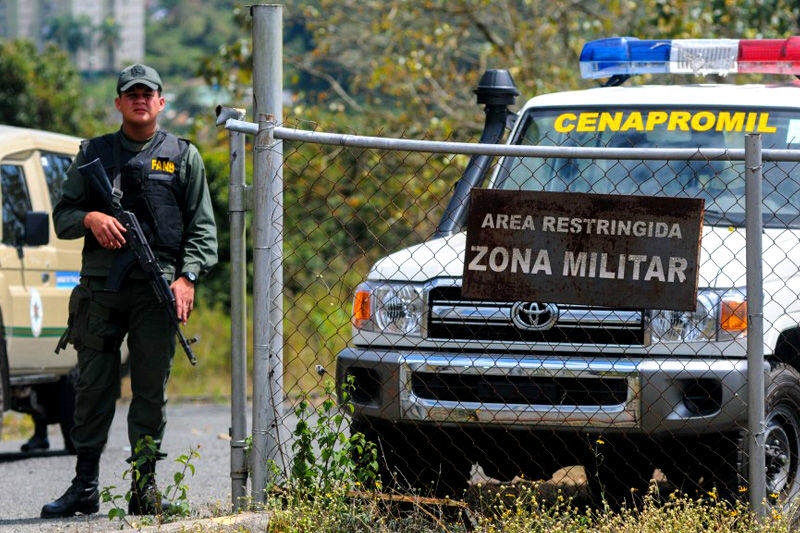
[667,111,691,131]
[166,162,175,173]
[620,112,644,131]
[576,112,599,132]
[757,113,777,133]
[151,160,158,170]
[554,113,576,133]
[690,111,715,131]
[745,112,757,132]
[645,111,668,131]
[716,112,745,132]
[598,112,623,132]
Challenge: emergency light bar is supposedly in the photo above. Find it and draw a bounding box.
[580,37,800,79]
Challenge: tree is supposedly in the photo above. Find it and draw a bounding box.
[97,17,122,71]
[42,14,94,56]
[0,40,99,136]
[146,0,243,78]
[204,0,800,138]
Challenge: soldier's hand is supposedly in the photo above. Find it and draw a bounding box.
[83,211,126,249]
[171,277,195,324]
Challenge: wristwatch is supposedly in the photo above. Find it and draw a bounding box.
[181,271,198,284]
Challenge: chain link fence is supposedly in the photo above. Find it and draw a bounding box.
[223,110,800,513]
[222,4,800,517]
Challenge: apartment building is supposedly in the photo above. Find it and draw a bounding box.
[0,0,144,72]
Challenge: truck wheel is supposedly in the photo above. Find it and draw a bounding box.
[582,438,654,508]
[664,364,800,504]
[351,418,471,497]
[739,363,800,503]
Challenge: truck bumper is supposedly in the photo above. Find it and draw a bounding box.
[336,348,761,435]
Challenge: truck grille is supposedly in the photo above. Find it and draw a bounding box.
[411,372,628,406]
[426,285,645,345]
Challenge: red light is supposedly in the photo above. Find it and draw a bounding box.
[738,37,800,73]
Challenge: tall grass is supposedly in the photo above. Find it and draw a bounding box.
[258,484,796,533]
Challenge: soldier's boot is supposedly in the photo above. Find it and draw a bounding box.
[40,452,100,518]
[128,460,173,516]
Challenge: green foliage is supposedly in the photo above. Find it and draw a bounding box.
[287,376,378,495]
[0,40,100,136]
[100,484,133,528]
[97,17,122,61]
[73,1,800,404]
[162,445,202,517]
[146,0,244,79]
[260,483,795,533]
[202,0,800,139]
[42,14,94,55]
[102,436,200,525]
[169,302,239,398]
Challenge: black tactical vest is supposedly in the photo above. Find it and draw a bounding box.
[81,131,189,262]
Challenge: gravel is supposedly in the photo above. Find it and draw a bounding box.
[0,401,245,532]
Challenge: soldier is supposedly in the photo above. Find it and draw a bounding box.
[41,64,218,518]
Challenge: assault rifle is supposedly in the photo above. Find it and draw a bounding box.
[78,158,198,365]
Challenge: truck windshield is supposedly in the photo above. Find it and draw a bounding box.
[495,107,800,228]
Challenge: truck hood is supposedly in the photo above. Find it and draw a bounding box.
[368,226,800,288]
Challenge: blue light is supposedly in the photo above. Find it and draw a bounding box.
[580,37,672,79]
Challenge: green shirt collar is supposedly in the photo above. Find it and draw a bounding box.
[117,128,159,152]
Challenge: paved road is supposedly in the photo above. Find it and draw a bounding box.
[0,402,251,533]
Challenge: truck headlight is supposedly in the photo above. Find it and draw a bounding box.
[648,288,746,343]
[352,281,424,336]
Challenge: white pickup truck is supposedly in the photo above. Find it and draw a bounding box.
[337,38,800,505]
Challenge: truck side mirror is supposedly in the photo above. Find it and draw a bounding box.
[24,211,49,246]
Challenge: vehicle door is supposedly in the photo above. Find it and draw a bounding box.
[0,150,73,373]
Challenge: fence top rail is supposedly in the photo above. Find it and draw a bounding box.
[224,118,800,162]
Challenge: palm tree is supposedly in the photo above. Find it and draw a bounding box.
[96,17,121,71]
[41,14,93,57]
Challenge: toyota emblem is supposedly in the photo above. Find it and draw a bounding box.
[510,302,559,331]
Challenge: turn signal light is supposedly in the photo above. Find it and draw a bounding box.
[353,289,371,326]
[721,299,747,332]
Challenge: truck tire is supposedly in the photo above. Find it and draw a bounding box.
[662,364,800,504]
[351,418,471,497]
[729,363,800,503]
[581,437,654,508]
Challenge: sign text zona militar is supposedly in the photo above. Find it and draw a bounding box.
[461,190,704,311]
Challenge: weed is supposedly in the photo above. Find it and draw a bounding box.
[283,375,378,496]
[162,445,202,517]
[102,436,201,525]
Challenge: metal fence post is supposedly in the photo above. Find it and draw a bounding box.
[745,133,766,514]
[251,3,284,504]
[227,108,249,510]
